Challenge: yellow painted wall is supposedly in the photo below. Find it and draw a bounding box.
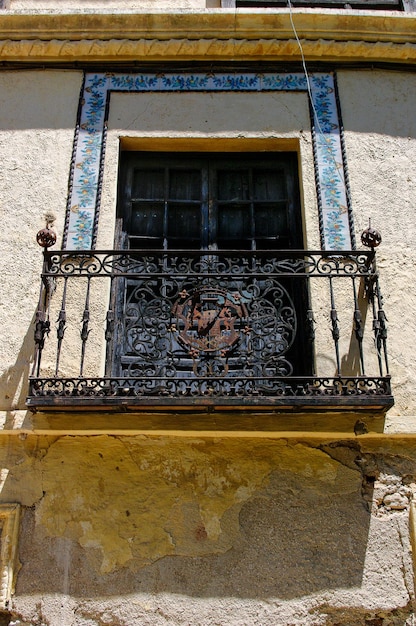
[1,433,414,624]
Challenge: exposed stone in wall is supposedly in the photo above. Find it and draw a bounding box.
[311,602,415,625]
[372,473,413,515]
[7,602,416,626]
[320,441,416,514]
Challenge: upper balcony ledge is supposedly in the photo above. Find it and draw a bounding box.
[0,11,415,47]
[27,248,393,415]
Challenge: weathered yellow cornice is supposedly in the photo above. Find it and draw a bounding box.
[0,10,415,64]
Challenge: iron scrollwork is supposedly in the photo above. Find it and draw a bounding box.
[121,273,297,396]
[27,249,393,409]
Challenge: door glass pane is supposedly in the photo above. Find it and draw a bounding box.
[131,202,164,238]
[217,204,251,248]
[167,204,201,247]
[132,169,164,199]
[218,170,250,201]
[253,169,286,201]
[169,169,201,201]
[254,204,288,239]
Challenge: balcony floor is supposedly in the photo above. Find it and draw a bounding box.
[27,375,394,413]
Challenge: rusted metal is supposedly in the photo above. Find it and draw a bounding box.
[361,223,382,248]
[36,227,57,249]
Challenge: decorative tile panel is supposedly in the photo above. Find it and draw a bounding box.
[64,71,353,251]
[310,74,351,250]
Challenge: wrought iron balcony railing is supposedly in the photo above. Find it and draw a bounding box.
[27,249,393,412]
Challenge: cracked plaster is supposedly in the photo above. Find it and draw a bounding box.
[0,435,411,624]
[23,436,360,573]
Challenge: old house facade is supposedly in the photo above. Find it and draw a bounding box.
[0,0,416,624]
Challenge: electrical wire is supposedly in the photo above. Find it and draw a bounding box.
[286,0,346,186]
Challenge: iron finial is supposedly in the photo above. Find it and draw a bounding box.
[36,211,57,248]
[361,218,381,249]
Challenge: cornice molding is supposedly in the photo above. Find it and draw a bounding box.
[0,11,415,41]
[0,36,415,64]
[0,11,415,63]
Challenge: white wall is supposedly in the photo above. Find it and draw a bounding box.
[0,69,415,427]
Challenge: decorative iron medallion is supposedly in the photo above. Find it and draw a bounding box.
[171,288,248,357]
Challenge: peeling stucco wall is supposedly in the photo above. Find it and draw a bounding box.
[337,70,416,422]
[0,60,416,626]
[1,69,416,424]
[0,70,83,426]
[0,435,412,625]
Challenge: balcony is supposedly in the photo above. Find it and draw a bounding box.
[234,0,404,8]
[27,249,393,413]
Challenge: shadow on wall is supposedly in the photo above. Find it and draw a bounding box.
[338,70,416,139]
[340,277,369,378]
[0,312,35,426]
[143,477,371,600]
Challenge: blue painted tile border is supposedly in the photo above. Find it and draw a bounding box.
[64,71,353,251]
